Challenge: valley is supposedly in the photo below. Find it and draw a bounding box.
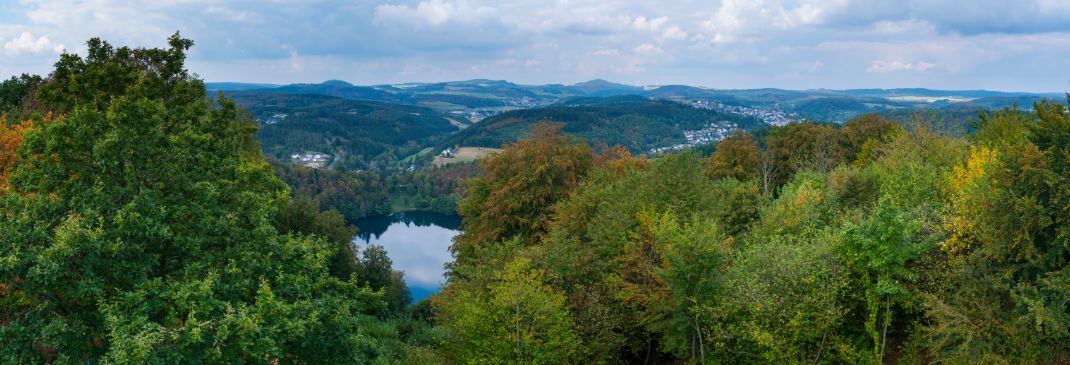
[3,28,1068,364]
[217,77,1059,223]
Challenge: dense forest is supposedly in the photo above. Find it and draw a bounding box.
[273,160,477,221]
[437,105,1070,363]
[3,34,1069,364]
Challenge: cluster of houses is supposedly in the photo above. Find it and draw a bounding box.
[506,97,540,108]
[683,122,739,145]
[290,152,331,168]
[261,113,288,125]
[649,122,740,155]
[449,109,502,123]
[444,97,545,123]
[689,100,798,126]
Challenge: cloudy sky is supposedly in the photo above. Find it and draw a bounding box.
[1,0,1068,91]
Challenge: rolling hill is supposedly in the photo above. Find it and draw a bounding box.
[211,79,1061,125]
[212,79,1065,167]
[438,95,763,153]
[225,91,457,168]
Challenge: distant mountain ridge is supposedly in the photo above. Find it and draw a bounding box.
[207,79,1062,99]
[212,79,1065,169]
[206,82,281,91]
[839,88,1061,98]
[207,79,1063,123]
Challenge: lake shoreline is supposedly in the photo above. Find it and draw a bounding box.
[351,211,462,302]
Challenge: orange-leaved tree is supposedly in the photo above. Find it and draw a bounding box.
[452,122,594,271]
[0,114,56,191]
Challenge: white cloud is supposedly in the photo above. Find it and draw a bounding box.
[808,60,824,72]
[661,26,687,40]
[632,43,663,55]
[631,16,668,32]
[1,0,1068,90]
[281,44,303,72]
[866,60,936,73]
[588,48,620,56]
[205,6,263,23]
[869,19,936,36]
[373,0,499,28]
[702,0,850,45]
[4,32,63,55]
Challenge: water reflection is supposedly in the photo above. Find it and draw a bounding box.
[351,211,462,301]
[353,211,461,243]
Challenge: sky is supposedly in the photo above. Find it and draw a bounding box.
[1,0,1068,92]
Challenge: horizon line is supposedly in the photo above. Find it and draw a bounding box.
[203,79,1070,95]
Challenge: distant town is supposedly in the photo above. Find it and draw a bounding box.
[449,109,503,123]
[689,100,799,126]
[649,121,740,155]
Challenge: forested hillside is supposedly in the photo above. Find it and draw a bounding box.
[226,91,457,170]
[441,95,763,152]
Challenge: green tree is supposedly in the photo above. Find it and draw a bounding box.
[708,171,855,363]
[843,201,929,362]
[841,113,901,163]
[358,245,412,314]
[439,257,582,364]
[0,74,42,120]
[650,213,728,364]
[765,122,846,190]
[273,196,360,279]
[539,153,750,362]
[715,231,853,364]
[0,34,399,363]
[923,100,1070,362]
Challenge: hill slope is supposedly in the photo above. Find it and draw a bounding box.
[226,91,457,168]
[439,95,763,153]
[218,79,1061,125]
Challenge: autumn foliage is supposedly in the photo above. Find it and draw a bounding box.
[0,115,53,191]
[438,105,1070,363]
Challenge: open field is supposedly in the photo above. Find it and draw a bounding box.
[432,147,501,167]
[885,96,975,103]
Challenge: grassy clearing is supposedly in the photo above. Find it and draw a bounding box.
[432,147,501,167]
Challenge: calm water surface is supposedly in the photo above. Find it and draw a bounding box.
[351,212,461,301]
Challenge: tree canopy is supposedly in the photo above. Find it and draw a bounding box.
[0,33,422,363]
[434,107,1070,363]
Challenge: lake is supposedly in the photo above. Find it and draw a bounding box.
[351,211,462,302]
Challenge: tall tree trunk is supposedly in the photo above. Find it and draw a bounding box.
[515,299,521,363]
[645,339,653,365]
[759,150,776,197]
[690,325,696,363]
[879,297,890,362]
[813,328,828,365]
[695,317,706,365]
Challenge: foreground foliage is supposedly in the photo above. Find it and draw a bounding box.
[0,34,425,363]
[438,105,1070,363]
